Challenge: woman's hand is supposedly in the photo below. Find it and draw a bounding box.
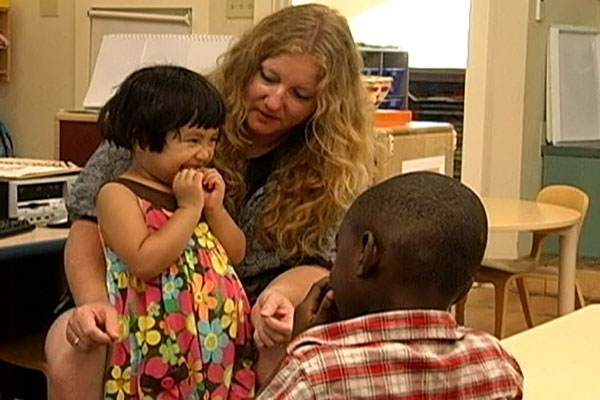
[293,277,339,337]
[66,301,120,352]
[251,289,294,348]
[173,168,205,215]
[201,168,226,214]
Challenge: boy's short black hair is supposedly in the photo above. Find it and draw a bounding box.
[99,65,226,152]
[345,172,488,300]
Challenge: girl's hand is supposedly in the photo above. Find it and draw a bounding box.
[173,168,205,214]
[251,289,294,348]
[202,168,226,213]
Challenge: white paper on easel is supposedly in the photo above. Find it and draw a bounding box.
[140,37,192,67]
[84,35,146,109]
[83,33,235,109]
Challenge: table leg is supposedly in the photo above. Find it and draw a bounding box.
[558,224,578,315]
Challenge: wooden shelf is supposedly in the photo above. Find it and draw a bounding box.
[0,7,10,83]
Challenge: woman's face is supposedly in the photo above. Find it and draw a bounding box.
[245,53,320,141]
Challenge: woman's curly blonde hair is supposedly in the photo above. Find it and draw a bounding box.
[211,4,377,258]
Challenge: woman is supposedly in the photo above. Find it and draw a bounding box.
[45,3,376,398]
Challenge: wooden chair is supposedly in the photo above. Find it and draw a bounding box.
[456,185,589,338]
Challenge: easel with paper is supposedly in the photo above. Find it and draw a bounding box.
[83,33,235,109]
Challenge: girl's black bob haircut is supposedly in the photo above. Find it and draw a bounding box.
[98,65,226,152]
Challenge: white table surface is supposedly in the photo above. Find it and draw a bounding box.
[502,305,600,399]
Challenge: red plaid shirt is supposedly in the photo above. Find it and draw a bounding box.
[257,310,523,399]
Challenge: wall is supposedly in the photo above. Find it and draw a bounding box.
[0,0,75,159]
[521,0,600,201]
[0,0,259,160]
[291,0,388,18]
[292,0,470,69]
[463,0,600,258]
[209,0,253,35]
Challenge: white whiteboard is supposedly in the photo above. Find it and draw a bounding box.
[548,25,600,146]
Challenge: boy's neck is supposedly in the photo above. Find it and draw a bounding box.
[340,287,452,320]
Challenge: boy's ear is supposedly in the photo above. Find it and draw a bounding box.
[356,230,379,277]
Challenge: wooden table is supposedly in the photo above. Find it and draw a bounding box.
[0,227,69,261]
[501,305,600,399]
[481,197,581,315]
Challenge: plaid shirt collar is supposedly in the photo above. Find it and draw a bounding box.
[289,309,465,351]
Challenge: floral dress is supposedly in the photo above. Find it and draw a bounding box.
[102,179,255,400]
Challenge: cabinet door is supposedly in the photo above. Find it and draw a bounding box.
[59,120,101,166]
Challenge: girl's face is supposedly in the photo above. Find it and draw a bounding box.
[245,53,320,142]
[135,125,219,186]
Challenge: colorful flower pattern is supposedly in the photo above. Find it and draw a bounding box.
[104,198,255,399]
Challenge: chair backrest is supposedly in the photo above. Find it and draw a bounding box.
[529,185,590,262]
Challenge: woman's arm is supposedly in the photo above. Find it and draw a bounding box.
[205,206,246,264]
[263,265,330,306]
[63,219,120,349]
[59,142,131,350]
[65,219,108,306]
[97,182,201,280]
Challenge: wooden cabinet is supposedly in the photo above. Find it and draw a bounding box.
[55,111,101,166]
[0,7,10,82]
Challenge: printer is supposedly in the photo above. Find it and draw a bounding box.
[0,173,78,224]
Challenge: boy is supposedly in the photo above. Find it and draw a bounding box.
[258,172,524,399]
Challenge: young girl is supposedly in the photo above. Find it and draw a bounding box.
[96,66,255,399]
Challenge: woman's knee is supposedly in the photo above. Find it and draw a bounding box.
[45,310,106,398]
[45,311,106,374]
[45,310,71,367]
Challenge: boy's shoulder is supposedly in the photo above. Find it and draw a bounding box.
[282,310,523,399]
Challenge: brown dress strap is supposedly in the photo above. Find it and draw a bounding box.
[110,177,177,212]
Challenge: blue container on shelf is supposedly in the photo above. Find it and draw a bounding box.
[382,67,406,97]
[380,96,405,110]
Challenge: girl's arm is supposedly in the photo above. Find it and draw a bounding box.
[205,206,246,264]
[97,170,204,280]
[202,168,246,264]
